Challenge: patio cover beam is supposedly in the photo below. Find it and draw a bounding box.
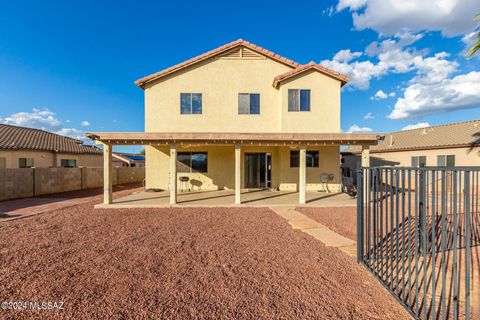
[86,132,381,146]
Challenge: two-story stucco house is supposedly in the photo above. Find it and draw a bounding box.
[88,39,378,205]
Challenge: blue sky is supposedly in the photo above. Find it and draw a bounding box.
[0,0,479,153]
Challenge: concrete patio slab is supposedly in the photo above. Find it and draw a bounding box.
[302,227,356,248]
[288,218,321,230]
[95,189,356,208]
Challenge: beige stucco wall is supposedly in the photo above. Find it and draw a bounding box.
[144,56,341,134]
[279,70,341,133]
[0,150,103,168]
[146,145,341,192]
[0,150,55,168]
[342,146,480,170]
[55,153,103,167]
[143,51,343,190]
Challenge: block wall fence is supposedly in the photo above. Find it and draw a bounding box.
[0,167,145,201]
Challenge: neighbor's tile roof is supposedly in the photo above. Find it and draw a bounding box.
[0,124,102,155]
[135,39,349,88]
[273,61,350,87]
[342,120,480,154]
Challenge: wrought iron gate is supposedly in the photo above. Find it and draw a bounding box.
[357,167,480,320]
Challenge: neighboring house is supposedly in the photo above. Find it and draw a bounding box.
[87,39,379,205]
[342,120,480,174]
[0,124,103,168]
[112,153,145,167]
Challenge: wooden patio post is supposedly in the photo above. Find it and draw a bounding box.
[169,144,177,205]
[103,143,112,204]
[299,143,306,204]
[235,143,241,204]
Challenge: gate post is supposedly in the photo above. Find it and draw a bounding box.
[419,169,426,254]
[357,168,364,263]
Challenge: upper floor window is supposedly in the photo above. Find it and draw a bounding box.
[61,159,77,168]
[238,93,260,114]
[0,157,5,169]
[288,89,310,112]
[19,158,34,168]
[437,155,455,167]
[411,156,426,167]
[180,93,202,114]
[290,151,319,167]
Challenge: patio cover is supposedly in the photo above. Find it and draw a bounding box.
[86,132,381,206]
[86,132,381,146]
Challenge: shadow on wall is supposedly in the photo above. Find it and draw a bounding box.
[467,131,480,155]
[189,179,203,190]
[342,155,400,172]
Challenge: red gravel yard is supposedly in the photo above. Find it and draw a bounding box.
[299,206,358,241]
[0,204,410,319]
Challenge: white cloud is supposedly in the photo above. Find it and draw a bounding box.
[80,121,91,127]
[389,71,480,119]
[369,89,396,100]
[371,90,387,100]
[364,112,375,119]
[411,52,458,85]
[347,124,373,132]
[322,6,336,17]
[0,108,86,140]
[321,34,458,90]
[0,108,62,131]
[337,0,367,11]
[401,122,430,131]
[336,0,480,37]
[56,128,85,140]
[332,49,363,63]
[321,54,385,90]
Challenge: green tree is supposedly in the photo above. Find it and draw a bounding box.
[139,148,145,155]
[467,14,480,58]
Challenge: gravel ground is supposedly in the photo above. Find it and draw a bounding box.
[298,207,357,241]
[0,204,411,319]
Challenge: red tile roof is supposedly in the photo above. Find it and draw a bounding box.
[135,39,308,88]
[0,124,102,155]
[139,39,349,88]
[273,61,350,87]
[342,120,480,153]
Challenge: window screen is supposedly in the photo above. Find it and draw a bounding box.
[238,93,260,114]
[238,94,250,114]
[288,89,310,112]
[180,93,202,114]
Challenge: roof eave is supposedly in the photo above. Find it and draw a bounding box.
[273,65,350,88]
[134,40,301,89]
